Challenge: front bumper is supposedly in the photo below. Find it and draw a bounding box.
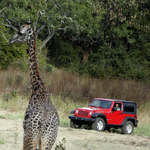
[68,115,95,123]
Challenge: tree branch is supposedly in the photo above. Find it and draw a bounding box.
[34,10,45,31]
[50,0,60,9]
[1,31,8,42]
[47,21,52,34]
[111,0,116,6]
[36,23,46,35]
[2,19,18,32]
[0,7,7,13]
[40,27,58,50]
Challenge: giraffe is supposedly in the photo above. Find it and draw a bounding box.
[9,20,59,150]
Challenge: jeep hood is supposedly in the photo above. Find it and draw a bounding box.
[77,107,110,112]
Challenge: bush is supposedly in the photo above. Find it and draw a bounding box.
[55,138,66,150]
[46,64,55,72]
[10,58,29,72]
[3,91,18,102]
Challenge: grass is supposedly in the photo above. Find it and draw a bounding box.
[0,95,28,112]
[1,66,150,106]
[133,108,150,136]
[134,125,150,137]
[0,138,5,144]
[7,114,24,120]
[0,67,150,137]
[0,94,150,137]
[0,115,6,119]
[0,94,88,126]
[83,138,91,147]
[55,138,66,150]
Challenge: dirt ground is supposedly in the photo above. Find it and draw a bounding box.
[0,110,150,150]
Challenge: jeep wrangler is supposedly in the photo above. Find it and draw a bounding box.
[68,98,138,134]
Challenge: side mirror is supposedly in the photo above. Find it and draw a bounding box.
[112,107,117,111]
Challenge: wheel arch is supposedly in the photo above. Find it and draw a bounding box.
[70,110,75,114]
[121,117,135,126]
[91,113,107,124]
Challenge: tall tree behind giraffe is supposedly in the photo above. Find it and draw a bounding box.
[9,20,59,150]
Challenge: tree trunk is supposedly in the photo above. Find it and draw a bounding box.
[82,51,89,63]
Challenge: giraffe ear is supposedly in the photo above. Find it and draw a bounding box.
[25,19,31,25]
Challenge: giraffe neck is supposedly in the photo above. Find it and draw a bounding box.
[28,31,43,94]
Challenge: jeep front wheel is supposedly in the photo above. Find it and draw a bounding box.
[121,121,134,134]
[70,120,82,129]
[92,118,105,131]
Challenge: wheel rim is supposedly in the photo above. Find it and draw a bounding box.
[126,124,132,133]
[97,121,103,130]
[75,124,80,128]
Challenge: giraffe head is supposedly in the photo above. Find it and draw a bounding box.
[9,19,33,45]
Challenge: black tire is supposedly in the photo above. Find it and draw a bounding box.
[70,120,82,129]
[92,118,105,131]
[121,121,134,134]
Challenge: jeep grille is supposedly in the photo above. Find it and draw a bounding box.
[78,111,88,116]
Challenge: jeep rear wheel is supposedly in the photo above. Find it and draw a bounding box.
[121,121,134,134]
[92,118,105,131]
[70,120,82,129]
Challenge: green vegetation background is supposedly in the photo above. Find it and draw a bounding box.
[1,0,150,80]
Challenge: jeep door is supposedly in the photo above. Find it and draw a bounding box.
[109,102,124,125]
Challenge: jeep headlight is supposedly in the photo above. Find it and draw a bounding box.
[89,111,92,115]
[75,109,78,114]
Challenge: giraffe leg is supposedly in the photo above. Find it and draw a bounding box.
[40,137,54,150]
[23,132,40,150]
[40,128,58,150]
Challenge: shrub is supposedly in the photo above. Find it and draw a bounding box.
[55,138,66,150]
[3,91,18,102]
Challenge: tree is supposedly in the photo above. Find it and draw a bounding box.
[1,0,150,80]
[61,0,106,63]
[0,0,108,62]
[87,0,150,79]
[0,0,73,50]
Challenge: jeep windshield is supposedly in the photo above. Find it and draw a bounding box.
[90,99,112,109]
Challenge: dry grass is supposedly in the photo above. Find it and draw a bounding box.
[0,66,150,129]
[0,94,88,126]
[1,66,150,108]
[0,93,150,137]
[44,69,150,108]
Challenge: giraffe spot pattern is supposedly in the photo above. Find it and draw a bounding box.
[9,23,59,150]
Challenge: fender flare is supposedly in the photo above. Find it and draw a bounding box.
[70,110,75,114]
[121,117,135,126]
[91,113,107,124]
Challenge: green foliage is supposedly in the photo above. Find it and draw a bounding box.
[11,58,29,72]
[0,115,6,119]
[0,24,28,69]
[3,91,18,102]
[70,41,150,80]
[1,0,150,80]
[46,64,55,72]
[133,125,150,137]
[55,138,66,150]
[56,40,81,67]
[0,138,4,144]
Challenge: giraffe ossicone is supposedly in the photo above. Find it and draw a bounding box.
[9,20,59,150]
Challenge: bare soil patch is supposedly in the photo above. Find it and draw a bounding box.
[0,110,150,150]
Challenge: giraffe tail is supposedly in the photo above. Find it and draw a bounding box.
[36,137,41,150]
[36,105,48,150]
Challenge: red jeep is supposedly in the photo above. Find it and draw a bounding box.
[68,98,138,134]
